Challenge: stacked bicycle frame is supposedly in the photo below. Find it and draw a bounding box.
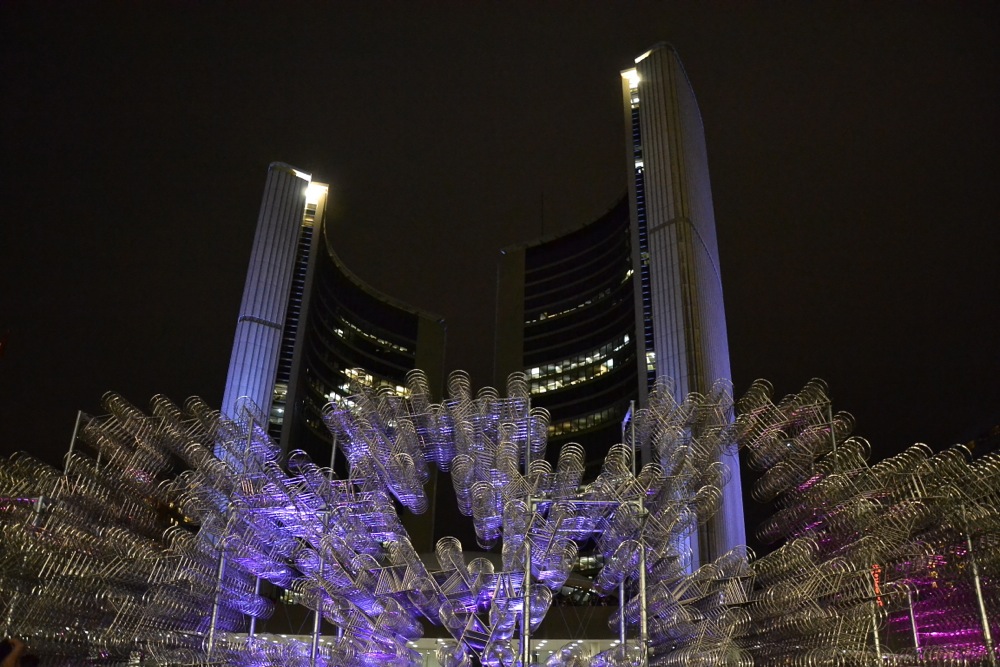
[0,372,997,666]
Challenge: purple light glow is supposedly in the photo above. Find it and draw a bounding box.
[4,378,998,666]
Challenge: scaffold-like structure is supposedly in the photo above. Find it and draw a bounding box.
[0,373,996,666]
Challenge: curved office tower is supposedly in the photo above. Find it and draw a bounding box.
[495,198,638,475]
[496,44,744,566]
[622,44,745,559]
[222,163,446,468]
[286,220,447,466]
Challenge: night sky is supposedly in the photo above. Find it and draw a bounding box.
[2,3,998,488]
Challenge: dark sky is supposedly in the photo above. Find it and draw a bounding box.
[2,3,998,477]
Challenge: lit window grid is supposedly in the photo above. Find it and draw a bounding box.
[547,405,621,438]
[525,269,632,325]
[527,334,631,394]
[306,371,409,409]
[329,316,411,355]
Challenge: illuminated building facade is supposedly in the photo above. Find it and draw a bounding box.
[222,162,446,467]
[621,44,732,402]
[496,44,745,563]
[494,198,638,474]
[623,44,745,559]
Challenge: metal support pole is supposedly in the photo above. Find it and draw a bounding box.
[31,496,46,528]
[66,410,83,464]
[907,589,920,655]
[246,415,266,642]
[870,602,882,662]
[310,595,322,667]
[521,502,534,667]
[626,403,644,661]
[826,403,838,466]
[525,397,532,477]
[965,528,997,665]
[630,400,636,474]
[246,414,256,467]
[307,549,325,667]
[637,499,648,666]
[618,581,627,646]
[248,577,262,637]
[3,589,18,637]
[311,446,338,666]
[334,437,344,656]
[206,541,228,658]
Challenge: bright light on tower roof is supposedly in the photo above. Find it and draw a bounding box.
[634,48,654,63]
[621,67,640,89]
[305,182,327,205]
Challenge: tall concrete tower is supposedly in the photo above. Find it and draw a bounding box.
[221,162,324,427]
[222,162,445,485]
[622,44,746,561]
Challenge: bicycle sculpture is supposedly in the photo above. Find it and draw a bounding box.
[736,379,998,666]
[0,373,996,666]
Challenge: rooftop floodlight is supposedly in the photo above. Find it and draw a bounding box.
[621,67,640,90]
[305,181,327,205]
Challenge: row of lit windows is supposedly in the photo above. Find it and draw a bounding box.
[332,317,411,355]
[314,368,410,410]
[308,322,411,382]
[526,269,633,324]
[306,371,410,437]
[342,368,409,397]
[528,286,610,324]
[527,334,631,394]
[548,406,619,438]
[269,383,289,427]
